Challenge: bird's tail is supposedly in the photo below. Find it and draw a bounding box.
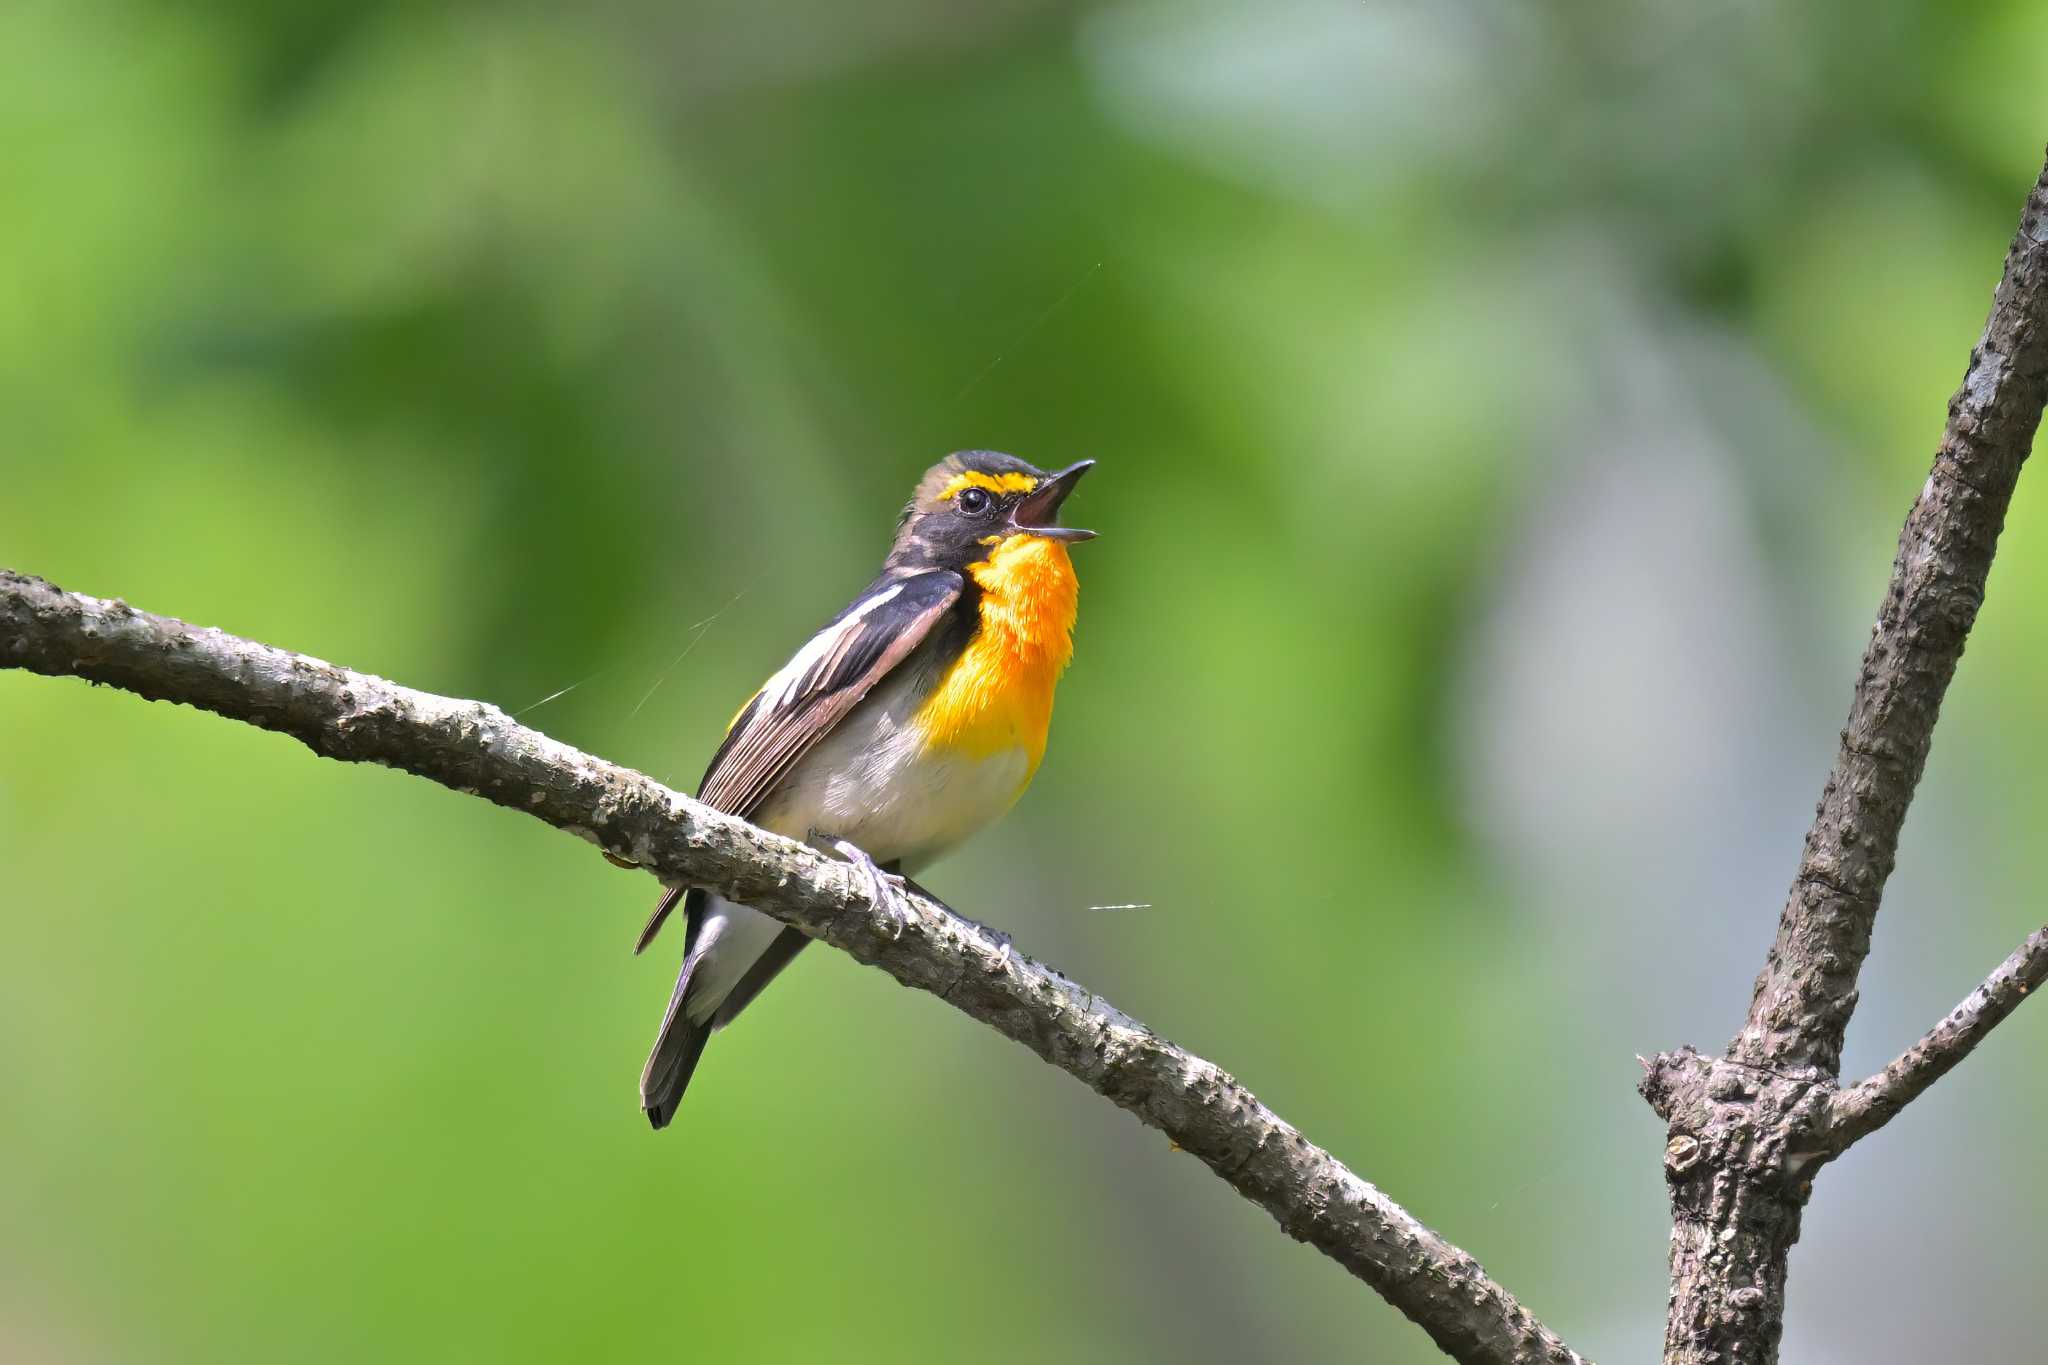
[640,890,712,1129]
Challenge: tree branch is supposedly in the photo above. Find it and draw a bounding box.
[1646,148,2048,1365]
[1819,924,2048,1152]
[0,567,1588,1365]
[1737,162,2048,1079]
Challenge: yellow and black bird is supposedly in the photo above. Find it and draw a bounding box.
[637,451,1096,1126]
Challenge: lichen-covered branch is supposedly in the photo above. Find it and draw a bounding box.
[0,568,1587,1365]
[1646,148,2048,1365]
[1820,924,2048,1152]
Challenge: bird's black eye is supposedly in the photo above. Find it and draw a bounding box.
[956,487,993,516]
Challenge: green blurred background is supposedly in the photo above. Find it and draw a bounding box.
[5,1,2047,1360]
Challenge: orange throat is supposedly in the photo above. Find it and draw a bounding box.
[914,534,1079,771]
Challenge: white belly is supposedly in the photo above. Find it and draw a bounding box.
[750,663,1031,876]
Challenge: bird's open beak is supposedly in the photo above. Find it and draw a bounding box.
[1009,460,1098,542]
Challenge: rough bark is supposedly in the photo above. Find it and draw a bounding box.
[0,567,1586,1365]
[1643,148,2048,1365]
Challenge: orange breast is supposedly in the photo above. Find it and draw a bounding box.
[913,534,1079,774]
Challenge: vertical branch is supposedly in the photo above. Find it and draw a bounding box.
[1736,214,2048,1074]
[1648,148,2048,1365]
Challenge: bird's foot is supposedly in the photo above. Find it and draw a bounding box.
[827,838,916,939]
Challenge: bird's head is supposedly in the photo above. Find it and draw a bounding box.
[887,451,1097,574]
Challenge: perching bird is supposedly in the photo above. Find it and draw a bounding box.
[636,451,1096,1127]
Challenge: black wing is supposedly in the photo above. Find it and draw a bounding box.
[633,569,963,952]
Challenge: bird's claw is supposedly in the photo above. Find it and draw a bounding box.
[831,838,915,939]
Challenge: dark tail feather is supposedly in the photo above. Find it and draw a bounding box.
[635,885,686,955]
[640,1018,710,1129]
[640,889,711,1128]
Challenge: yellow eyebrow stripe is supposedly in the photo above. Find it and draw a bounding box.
[937,471,1038,500]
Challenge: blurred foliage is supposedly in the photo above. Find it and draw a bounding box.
[5,1,2048,1361]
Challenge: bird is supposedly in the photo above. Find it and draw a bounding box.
[636,450,1097,1127]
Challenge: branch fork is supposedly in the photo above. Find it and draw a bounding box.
[1643,147,2048,1364]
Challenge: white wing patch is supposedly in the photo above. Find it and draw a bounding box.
[762,583,903,708]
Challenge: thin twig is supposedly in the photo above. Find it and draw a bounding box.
[1821,925,2048,1152]
[0,568,1588,1365]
